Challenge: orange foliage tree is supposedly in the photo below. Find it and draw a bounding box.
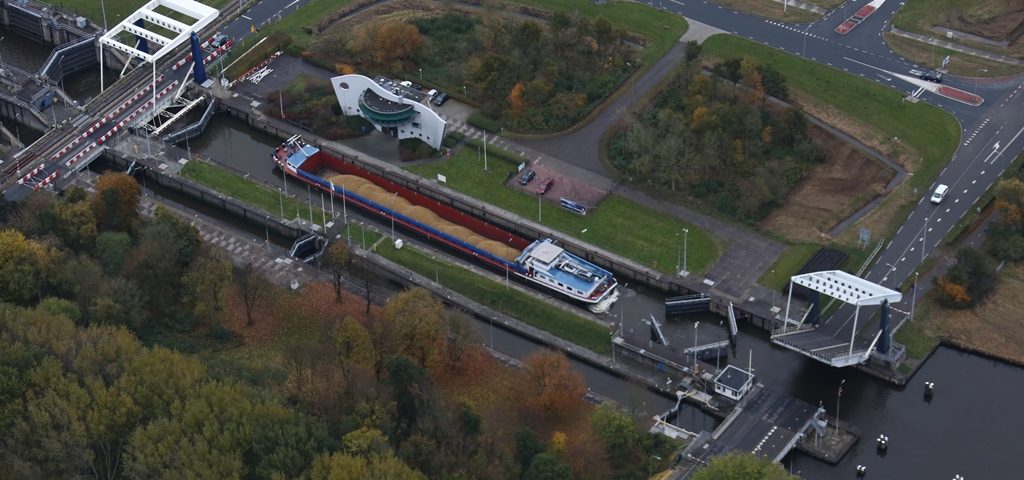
[91,172,141,232]
[937,276,971,307]
[518,350,586,420]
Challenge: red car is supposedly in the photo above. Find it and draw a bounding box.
[535,178,553,195]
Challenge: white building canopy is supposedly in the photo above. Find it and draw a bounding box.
[99,0,218,63]
[791,270,902,306]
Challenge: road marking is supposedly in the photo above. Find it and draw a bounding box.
[286,0,300,7]
[241,14,251,19]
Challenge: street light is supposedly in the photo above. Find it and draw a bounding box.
[419,68,422,81]
[390,192,399,240]
[680,228,689,277]
[693,321,700,373]
[974,68,988,94]
[835,379,846,436]
[277,187,284,219]
[910,271,919,322]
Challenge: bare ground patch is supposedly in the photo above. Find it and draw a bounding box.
[762,124,893,242]
[921,264,1024,365]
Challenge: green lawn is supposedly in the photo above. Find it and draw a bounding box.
[408,145,721,275]
[701,35,961,192]
[893,317,940,360]
[510,0,687,67]
[180,160,329,226]
[758,244,819,290]
[58,0,234,26]
[377,241,613,355]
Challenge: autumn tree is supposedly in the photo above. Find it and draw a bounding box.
[182,250,233,327]
[508,81,527,118]
[332,316,374,391]
[591,403,641,471]
[0,229,57,304]
[517,350,586,419]
[937,247,998,308]
[123,207,200,319]
[237,263,269,326]
[91,172,141,232]
[309,451,426,480]
[691,452,793,480]
[986,178,1024,261]
[382,288,444,367]
[324,241,353,302]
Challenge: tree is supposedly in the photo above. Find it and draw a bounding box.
[518,350,586,418]
[515,428,545,474]
[331,316,374,391]
[237,263,270,327]
[684,40,703,63]
[0,229,57,304]
[183,251,233,327]
[936,276,971,308]
[91,172,140,232]
[508,81,527,118]
[309,451,426,480]
[590,403,641,470]
[691,452,793,480]
[324,241,353,302]
[383,288,443,367]
[94,231,132,275]
[47,199,97,252]
[523,452,572,480]
[341,427,390,456]
[123,207,200,318]
[385,355,429,447]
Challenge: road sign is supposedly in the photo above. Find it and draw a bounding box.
[437,173,446,184]
[942,55,951,68]
[859,228,871,248]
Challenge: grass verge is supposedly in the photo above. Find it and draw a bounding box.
[377,241,613,354]
[893,308,940,360]
[180,160,328,226]
[408,145,721,275]
[60,0,233,26]
[758,244,819,290]
[710,0,820,23]
[701,35,961,192]
[510,0,687,68]
[883,33,1022,77]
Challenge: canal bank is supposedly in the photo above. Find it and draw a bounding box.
[181,113,1024,479]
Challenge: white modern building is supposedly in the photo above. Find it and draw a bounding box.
[330,74,447,150]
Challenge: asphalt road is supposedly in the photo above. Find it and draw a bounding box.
[636,0,1024,347]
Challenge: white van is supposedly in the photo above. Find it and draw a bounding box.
[426,89,438,99]
[931,184,949,204]
[399,80,412,88]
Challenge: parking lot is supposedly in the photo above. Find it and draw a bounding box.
[509,161,610,212]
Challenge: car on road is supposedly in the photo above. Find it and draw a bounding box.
[931,184,949,204]
[910,69,943,83]
[518,169,536,186]
[535,178,553,195]
[431,92,449,106]
[211,33,229,48]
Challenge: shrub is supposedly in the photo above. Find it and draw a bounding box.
[398,138,437,161]
[467,113,502,134]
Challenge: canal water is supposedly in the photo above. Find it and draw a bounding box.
[187,115,1024,479]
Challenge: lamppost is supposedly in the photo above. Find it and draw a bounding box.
[277,187,284,219]
[910,271,919,322]
[835,379,846,436]
[419,68,422,81]
[693,321,700,373]
[462,85,467,97]
[58,55,65,93]
[390,192,399,240]
[432,255,439,284]
[681,228,689,277]
[974,68,988,94]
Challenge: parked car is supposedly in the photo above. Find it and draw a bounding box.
[431,92,449,106]
[535,178,553,195]
[518,169,536,185]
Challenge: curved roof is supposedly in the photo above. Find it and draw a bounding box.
[358,89,414,126]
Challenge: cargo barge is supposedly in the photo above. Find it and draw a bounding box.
[272,136,617,307]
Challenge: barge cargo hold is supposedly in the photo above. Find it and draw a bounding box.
[272,136,618,307]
